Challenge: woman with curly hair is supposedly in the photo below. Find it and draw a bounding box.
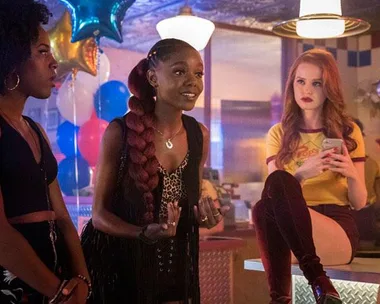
[81,38,227,304]
[252,49,367,304]
[0,0,90,303]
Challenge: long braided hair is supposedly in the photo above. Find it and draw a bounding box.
[126,38,196,225]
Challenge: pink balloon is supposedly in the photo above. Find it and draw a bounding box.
[78,118,108,166]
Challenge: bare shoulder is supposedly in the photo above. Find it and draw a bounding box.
[103,120,123,142]
[102,120,125,155]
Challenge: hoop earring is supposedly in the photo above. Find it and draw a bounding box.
[4,74,20,91]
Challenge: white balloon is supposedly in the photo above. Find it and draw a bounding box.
[57,74,94,126]
[75,52,111,98]
[98,52,111,83]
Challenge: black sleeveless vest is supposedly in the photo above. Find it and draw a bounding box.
[82,114,204,304]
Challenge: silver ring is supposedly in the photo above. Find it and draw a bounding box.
[201,216,208,222]
[213,212,221,217]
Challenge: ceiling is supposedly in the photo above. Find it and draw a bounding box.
[43,0,380,53]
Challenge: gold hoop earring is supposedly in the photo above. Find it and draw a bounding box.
[4,74,20,91]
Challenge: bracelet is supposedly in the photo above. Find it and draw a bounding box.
[49,279,69,304]
[76,274,92,300]
[138,226,158,245]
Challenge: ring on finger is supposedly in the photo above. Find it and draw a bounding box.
[201,216,208,222]
[212,212,221,217]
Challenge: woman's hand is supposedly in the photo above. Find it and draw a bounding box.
[327,145,358,179]
[143,202,182,240]
[50,278,79,304]
[67,278,88,304]
[295,148,334,182]
[194,196,229,229]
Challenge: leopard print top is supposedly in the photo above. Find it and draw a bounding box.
[158,151,189,219]
[156,152,190,283]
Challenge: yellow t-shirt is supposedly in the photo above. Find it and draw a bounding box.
[266,123,365,207]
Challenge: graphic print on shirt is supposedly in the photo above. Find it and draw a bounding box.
[292,140,320,169]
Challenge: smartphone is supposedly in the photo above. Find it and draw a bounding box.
[322,138,343,154]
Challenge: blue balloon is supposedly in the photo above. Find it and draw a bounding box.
[60,0,136,43]
[94,80,130,122]
[58,156,90,196]
[56,121,81,158]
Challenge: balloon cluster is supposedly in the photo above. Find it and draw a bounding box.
[51,0,135,196]
[56,54,130,195]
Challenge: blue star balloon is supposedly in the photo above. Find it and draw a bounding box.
[60,0,135,43]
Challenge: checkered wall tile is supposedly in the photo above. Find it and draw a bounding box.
[297,31,380,68]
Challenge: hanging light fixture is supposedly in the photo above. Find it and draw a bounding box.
[156,3,215,51]
[272,0,370,39]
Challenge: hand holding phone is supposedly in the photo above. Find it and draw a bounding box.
[322,138,343,154]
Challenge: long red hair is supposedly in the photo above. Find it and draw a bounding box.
[276,49,357,169]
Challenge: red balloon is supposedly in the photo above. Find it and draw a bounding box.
[78,118,108,166]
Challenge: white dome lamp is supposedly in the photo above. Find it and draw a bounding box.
[272,0,370,39]
[156,3,215,51]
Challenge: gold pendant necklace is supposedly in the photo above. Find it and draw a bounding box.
[153,124,182,149]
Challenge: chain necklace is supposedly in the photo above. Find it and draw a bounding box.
[153,124,183,149]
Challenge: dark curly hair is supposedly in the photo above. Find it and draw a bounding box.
[0,0,51,95]
[127,38,195,224]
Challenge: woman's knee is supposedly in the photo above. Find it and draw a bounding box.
[263,170,300,198]
[266,170,296,186]
[251,198,274,225]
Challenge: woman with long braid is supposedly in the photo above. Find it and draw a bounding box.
[81,39,227,304]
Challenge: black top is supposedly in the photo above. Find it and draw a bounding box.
[81,114,203,304]
[116,114,203,303]
[0,115,58,218]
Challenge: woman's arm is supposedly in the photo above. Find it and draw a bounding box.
[196,123,225,232]
[199,198,224,235]
[91,121,143,237]
[346,161,367,210]
[48,179,90,277]
[198,123,210,199]
[328,145,367,210]
[0,187,60,298]
[37,123,90,278]
[267,160,278,175]
[36,123,90,301]
[87,121,177,241]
